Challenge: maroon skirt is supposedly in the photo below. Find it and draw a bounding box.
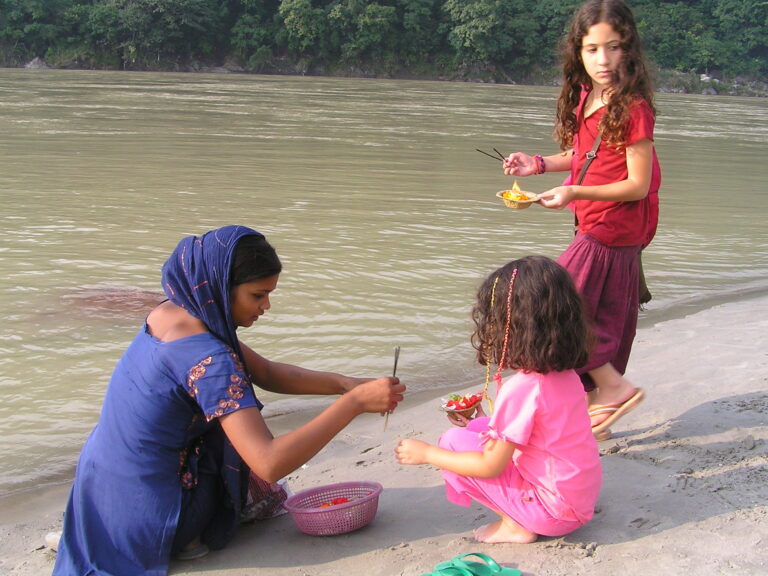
[557,234,641,391]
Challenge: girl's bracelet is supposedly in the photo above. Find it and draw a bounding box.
[534,154,546,175]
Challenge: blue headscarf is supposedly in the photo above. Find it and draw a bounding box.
[161,225,264,366]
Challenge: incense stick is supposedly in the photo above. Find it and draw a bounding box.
[475,148,503,162]
[384,345,400,431]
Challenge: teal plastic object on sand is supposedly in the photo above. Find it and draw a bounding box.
[422,552,522,576]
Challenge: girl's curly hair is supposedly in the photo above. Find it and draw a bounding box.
[470,256,591,374]
[554,0,655,150]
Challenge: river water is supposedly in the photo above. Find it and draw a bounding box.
[1,69,766,496]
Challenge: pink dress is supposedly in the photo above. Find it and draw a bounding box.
[439,370,602,536]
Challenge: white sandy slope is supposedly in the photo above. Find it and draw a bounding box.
[2,296,766,576]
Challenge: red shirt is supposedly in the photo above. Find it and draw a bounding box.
[569,92,661,247]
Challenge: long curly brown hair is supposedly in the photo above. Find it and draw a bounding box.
[554,0,655,150]
[470,256,592,374]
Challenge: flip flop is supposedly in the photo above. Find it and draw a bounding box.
[434,553,522,576]
[420,565,475,576]
[175,543,209,560]
[593,427,612,441]
[589,388,645,435]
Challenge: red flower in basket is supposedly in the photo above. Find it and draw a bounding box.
[441,392,483,418]
[319,497,351,508]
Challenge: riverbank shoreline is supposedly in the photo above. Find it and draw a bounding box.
[2,293,766,576]
[15,59,768,98]
[4,280,765,501]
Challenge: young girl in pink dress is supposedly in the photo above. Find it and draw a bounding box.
[396,256,601,544]
[503,0,658,439]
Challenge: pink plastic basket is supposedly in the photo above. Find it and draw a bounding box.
[284,481,383,536]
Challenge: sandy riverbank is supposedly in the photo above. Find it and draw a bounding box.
[2,295,766,576]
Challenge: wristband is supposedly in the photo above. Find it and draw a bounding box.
[534,154,546,175]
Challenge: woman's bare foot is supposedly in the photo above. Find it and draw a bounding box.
[473,517,537,544]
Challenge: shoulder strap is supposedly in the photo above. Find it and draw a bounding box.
[575,133,602,185]
[572,133,603,231]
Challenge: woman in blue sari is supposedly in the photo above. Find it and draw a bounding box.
[53,225,405,576]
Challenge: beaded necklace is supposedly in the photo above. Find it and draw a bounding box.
[481,268,517,413]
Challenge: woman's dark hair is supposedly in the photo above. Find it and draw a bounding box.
[555,0,655,150]
[230,234,282,286]
[470,256,592,373]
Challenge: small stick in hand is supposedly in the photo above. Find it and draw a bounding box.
[384,345,400,431]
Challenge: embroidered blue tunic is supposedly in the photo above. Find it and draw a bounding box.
[54,225,268,576]
[53,326,261,575]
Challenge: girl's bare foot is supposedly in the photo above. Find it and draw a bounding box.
[473,517,537,544]
[587,363,638,426]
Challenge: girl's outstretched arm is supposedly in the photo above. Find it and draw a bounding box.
[503,151,572,177]
[395,437,516,479]
[539,138,654,209]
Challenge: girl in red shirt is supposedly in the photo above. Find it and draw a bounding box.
[502,0,659,440]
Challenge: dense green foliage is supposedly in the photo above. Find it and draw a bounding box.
[1,0,766,82]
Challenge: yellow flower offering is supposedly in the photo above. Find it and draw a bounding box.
[501,181,531,202]
[496,181,538,210]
